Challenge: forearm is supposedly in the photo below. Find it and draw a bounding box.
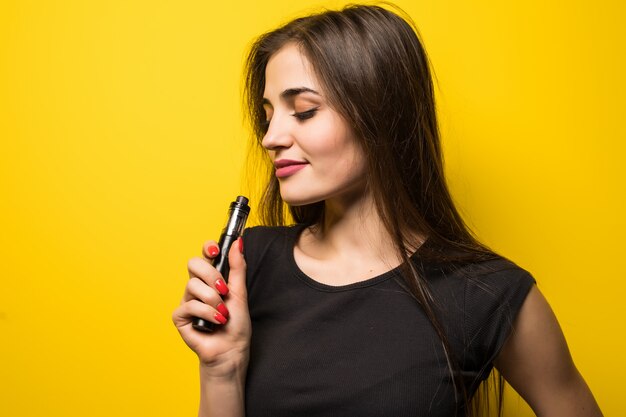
[198,362,247,417]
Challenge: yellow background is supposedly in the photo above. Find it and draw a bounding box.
[1,0,623,415]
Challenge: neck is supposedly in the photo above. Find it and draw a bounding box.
[304,190,400,264]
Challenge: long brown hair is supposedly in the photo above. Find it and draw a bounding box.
[244,4,504,416]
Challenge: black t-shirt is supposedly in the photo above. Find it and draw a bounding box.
[242,225,535,417]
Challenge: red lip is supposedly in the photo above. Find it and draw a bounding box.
[274,159,307,168]
[274,159,308,178]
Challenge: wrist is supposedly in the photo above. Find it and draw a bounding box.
[198,358,248,417]
[199,352,249,382]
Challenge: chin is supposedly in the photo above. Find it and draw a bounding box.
[279,189,325,207]
[281,195,323,207]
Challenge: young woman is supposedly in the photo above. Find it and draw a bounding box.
[172,5,602,417]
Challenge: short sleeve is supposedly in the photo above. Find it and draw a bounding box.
[463,264,536,381]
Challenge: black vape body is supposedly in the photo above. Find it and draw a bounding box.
[192,195,250,332]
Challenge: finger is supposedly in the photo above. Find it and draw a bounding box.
[202,240,220,260]
[183,277,224,307]
[175,299,228,326]
[187,256,223,284]
[226,237,248,299]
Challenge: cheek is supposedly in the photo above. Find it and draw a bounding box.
[320,141,367,183]
[330,129,365,172]
[297,111,365,176]
[303,118,359,159]
[343,149,367,180]
[298,122,338,156]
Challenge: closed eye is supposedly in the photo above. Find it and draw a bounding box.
[292,107,319,121]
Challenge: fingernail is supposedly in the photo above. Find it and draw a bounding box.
[215,279,229,296]
[214,311,227,324]
[217,303,229,319]
[238,237,244,254]
[207,245,219,257]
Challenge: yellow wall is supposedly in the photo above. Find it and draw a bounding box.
[1,1,623,415]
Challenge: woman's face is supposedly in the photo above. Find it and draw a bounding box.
[261,43,367,207]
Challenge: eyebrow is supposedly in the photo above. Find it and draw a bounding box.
[262,87,320,106]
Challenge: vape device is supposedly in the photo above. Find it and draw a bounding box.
[192,195,250,332]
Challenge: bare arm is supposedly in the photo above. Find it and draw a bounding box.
[172,239,251,417]
[495,285,602,417]
[198,362,247,417]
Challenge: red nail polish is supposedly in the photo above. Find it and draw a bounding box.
[215,279,229,296]
[214,311,227,324]
[238,237,244,254]
[217,303,229,319]
[207,245,219,257]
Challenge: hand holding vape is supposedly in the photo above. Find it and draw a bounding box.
[192,195,250,332]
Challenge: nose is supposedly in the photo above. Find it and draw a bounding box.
[261,113,293,151]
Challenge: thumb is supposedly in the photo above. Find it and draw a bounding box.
[227,237,247,298]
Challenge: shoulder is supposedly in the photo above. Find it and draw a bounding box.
[446,256,536,325]
[423,254,536,307]
[241,224,304,277]
[242,224,302,252]
[462,257,536,308]
[242,224,299,239]
[458,257,536,376]
[423,254,537,377]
